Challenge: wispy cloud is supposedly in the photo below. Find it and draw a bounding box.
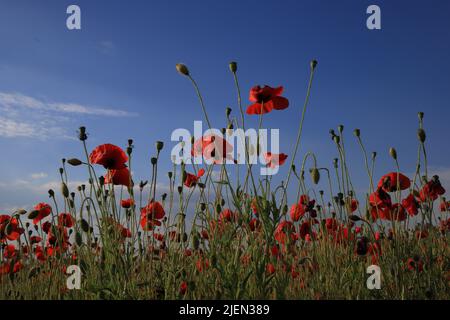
[30,172,48,179]
[98,40,116,55]
[0,92,137,139]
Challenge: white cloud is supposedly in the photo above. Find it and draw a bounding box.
[99,40,116,55]
[30,172,48,179]
[0,92,137,139]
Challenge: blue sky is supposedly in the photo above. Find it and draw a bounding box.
[0,0,449,212]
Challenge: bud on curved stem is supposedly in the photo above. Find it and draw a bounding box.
[176,63,190,76]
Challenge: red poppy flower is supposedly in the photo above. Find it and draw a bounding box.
[30,236,42,244]
[415,229,428,239]
[290,195,315,221]
[274,220,296,244]
[200,229,209,240]
[219,209,235,222]
[3,244,16,259]
[299,221,311,240]
[140,201,165,231]
[153,233,164,241]
[179,281,188,295]
[246,85,289,115]
[325,218,339,232]
[191,135,234,164]
[249,218,260,232]
[58,213,75,228]
[104,167,131,187]
[266,263,276,275]
[369,188,392,220]
[33,203,52,225]
[440,201,450,212]
[378,172,411,192]
[196,257,209,272]
[121,198,134,209]
[402,194,419,216]
[184,168,205,187]
[406,257,423,272]
[349,199,358,213]
[419,176,446,202]
[0,215,23,241]
[89,144,128,170]
[263,152,288,168]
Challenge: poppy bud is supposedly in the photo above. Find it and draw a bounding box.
[282,204,288,215]
[197,182,205,189]
[151,157,158,165]
[356,237,369,256]
[227,123,233,130]
[78,126,87,141]
[389,147,397,160]
[200,203,206,211]
[80,219,90,232]
[333,135,340,144]
[177,186,183,194]
[28,210,39,220]
[349,215,361,222]
[310,168,320,184]
[333,158,338,168]
[17,209,27,215]
[226,107,232,117]
[127,146,133,155]
[229,61,237,73]
[329,129,336,137]
[221,198,225,206]
[59,168,64,175]
[216,203,222,213]
[156,141,164,152]
[417,128,426,143]
[61,182,69,198]
[310,59,318,70]
[338,125,344,133]
[168,171,173,179]
[191,234,200,250]
[371,152,377,160]
[319,190,324,196]
[353,129,360,137]
[67,158,83,166]
[418,112,424,121]
[99,176,105,186]
[176,63,190,76]
[48,189,55,197]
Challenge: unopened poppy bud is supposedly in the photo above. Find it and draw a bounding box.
[227,123,233,130]
[418,112,424,121]
[349,215,361,222]
[310,168,320,184]
[200,203,206,211]
[221,198,225,206]
[417,128,426,143]
[176,63,189,76]
[28,210,39,220]
[216,203,222,213]
[333,158,338,168]
[48,189,55,197]
[226,107,232,117]
[128,139,133,146]
[197,183,205,189]
[338,125,344,133]
[310,59,318,70]
[282,205,288,215]
[162,193,167,201]
[191,234,200,250]
[177,186,183,194]
[156,141,164,152]
[61,182,69,198]
[67,158,83,166]
[329,129,336,137]
[99,176,105,186]
[229,61,237,73]
[353,129,360,137]
[59,168,64,175]
[389,147,397,160]
[151,157,158,165]
[371,152,377,160]
[127,146,132,155]
[333,135,340,144]
[319,190,324,196]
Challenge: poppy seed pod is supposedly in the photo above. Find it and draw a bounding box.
[310,168,320,184]
[67,158,83,166]
[48,189,55,197]
[417,128,426,143]
[61,182,69,198]
[156,141,164,152]
[389,147,397,160]
[310,59,318,70]
[151,157,158,165]
[353,129,360,137]
[176,63,189,76]
[78,126,87,141]
[229,61,237,73]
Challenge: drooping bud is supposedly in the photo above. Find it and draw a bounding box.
[176,63,189,76]
[333,158,339,168]
[28,210,39,220]
[338,125,344,133]
[229,61,237,73]
[67,158,83,166]
[48,189,55,198]
[226,107,232,117]
[349,215,361,222]
[417,128,426,143]
[310,168,320,184]
[418,112,424,121]
[353,129,360,137]
[389,147,397,160]
[310,59,318,70]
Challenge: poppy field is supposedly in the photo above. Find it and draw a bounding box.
[0,60,449,300]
